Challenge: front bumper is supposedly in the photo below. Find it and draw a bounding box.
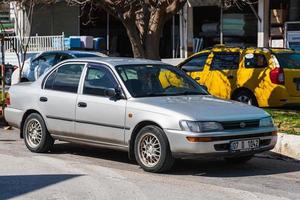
[164,127,277,158]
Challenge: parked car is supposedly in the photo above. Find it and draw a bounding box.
[11,50,107,84]
[178,46,300,107]
[0,64,17,85]
[5,57,277,173]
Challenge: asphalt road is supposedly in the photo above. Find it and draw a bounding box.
[1,128,300,200]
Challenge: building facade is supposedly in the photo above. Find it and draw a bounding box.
[12,0,300,58]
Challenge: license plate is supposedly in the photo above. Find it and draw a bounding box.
[230,139,260,152]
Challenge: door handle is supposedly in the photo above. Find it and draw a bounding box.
[40,97,48,102]
[78,102,87,108]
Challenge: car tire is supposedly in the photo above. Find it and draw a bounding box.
[225,155,254,164]
[134,125,175,173]
[23,113,54,153]
[233,90,258,106]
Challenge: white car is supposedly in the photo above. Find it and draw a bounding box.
[5,57,277,173]
[11,50,107,85]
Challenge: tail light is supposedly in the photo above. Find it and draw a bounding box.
[5,93,10,106]
[270,67,285,85]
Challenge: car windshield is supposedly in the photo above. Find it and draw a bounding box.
[275,52,300,69]
[116,64,208,98]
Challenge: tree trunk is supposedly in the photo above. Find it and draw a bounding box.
[123,20,146,58]
[144,28,162,60]
[144,10,164,60]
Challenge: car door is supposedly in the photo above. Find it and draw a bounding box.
[75,63,127,145]
[38,62,86,137]
[205,52,240,99]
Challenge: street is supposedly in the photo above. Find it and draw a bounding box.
[1,128,300,200]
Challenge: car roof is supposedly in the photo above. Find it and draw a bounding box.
[64,57,168,67]
[40,50,108,57]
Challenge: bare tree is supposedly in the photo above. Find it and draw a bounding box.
[68,0,258,60]
[66,0,187,60]
[8,0,35,83]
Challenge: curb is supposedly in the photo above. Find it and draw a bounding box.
[272,133,300,160]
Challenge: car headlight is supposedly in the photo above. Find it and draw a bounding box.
[259,117,274,127]
[180,121,223,133]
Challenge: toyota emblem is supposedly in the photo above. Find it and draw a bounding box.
[240,122,246,128]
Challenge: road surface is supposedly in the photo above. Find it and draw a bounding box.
[1,127,300,200]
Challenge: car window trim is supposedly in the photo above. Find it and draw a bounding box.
[42,61,88,93]
[179,53,209,70]
[78,62,127,99]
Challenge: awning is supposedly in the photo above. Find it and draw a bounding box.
[188,0,221,7]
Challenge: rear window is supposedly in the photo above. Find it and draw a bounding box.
[275,53,300,69]
[244,54,268,68]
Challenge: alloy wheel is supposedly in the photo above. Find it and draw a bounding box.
[25,119,43,148]
[138,133,161,168]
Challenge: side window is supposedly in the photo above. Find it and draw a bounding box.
[244,54,268,68]
[44,70,57,89]
[83,66,118,96]
[211,53,240,70]
[44,64,84,93]
[182,54,209,71]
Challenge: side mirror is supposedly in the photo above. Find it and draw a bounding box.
[104,88,117,98]
[104,88,125,100]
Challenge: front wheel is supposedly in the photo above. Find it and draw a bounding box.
[23,113,54,153]
[134,125,174,173]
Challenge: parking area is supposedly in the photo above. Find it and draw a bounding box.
[1,127,300,200]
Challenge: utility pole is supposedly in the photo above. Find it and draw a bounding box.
[220,0,224,45]
[1,35,5,115]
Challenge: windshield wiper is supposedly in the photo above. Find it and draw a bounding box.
[176,91,207,96]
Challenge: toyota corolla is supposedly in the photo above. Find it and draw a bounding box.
[5,57,277,173]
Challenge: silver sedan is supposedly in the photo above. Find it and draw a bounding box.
[5,57,277,172]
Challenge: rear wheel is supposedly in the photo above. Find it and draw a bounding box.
[225,155,254,164]
[134,125,174,173]
[233,90,258,106]
[23,113,54,153]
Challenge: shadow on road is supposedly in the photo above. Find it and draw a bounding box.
[0,174,82,199]
[51,142,300,177]
[168,153,300,177]
[52,142,136,165]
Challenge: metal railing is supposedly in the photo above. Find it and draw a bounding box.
[3,34,65,53]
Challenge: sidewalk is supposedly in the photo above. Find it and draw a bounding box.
[273,133,300,160]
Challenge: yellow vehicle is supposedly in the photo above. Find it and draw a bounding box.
[178,46,300,107]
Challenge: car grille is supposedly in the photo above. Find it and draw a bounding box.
[220,120,259,130]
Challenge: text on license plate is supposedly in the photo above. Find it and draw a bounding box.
[230,139,260,152]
